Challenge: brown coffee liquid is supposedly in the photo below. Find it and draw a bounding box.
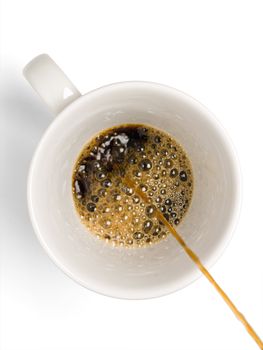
[72,125,263,348]
[72,124,193,247]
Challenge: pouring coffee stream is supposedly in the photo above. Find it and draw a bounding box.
[121,173,263,349]
[72,122,262,348]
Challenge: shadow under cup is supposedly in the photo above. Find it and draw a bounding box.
[28,82,241,299]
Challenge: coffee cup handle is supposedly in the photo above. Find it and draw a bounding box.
[23,54,81,115]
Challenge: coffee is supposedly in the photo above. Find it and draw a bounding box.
[72,124,193,247]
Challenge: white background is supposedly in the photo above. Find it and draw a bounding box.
[1,1,263,349]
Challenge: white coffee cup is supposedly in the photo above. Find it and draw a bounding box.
[24,54,241,299]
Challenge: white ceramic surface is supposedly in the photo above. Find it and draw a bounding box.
[24,54,241,299]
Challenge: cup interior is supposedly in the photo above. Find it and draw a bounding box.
[28,82,240,299]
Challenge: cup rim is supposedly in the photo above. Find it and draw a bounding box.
[27,80,242,299]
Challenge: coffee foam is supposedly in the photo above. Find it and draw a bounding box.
[72,124,193,247]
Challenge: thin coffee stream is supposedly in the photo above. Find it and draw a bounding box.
[72,123,263,349]
[72,124,193,247]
